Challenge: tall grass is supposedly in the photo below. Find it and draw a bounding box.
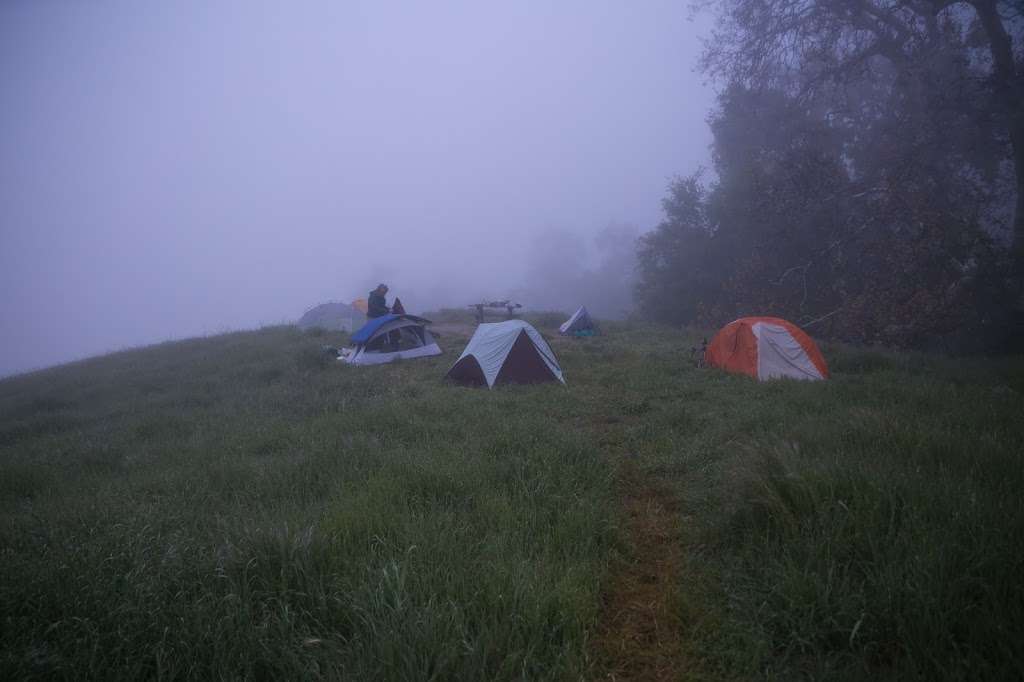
[0,325,614,680]
[604,330,1024,679]
[1,322,1022,679]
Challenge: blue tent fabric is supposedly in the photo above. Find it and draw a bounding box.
[350,314,432,344]
[351,314,398,344]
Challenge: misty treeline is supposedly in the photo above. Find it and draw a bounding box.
[519,222,639,320]
[636,0,1023,350]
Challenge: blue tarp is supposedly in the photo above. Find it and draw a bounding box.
[350,314,431,344]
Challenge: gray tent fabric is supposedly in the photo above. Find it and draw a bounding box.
[298,302,366,332]
[752,322,824,381]
[447,320,565,388]
[559,306,596,335]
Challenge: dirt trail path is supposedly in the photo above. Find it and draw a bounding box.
[592,455,691,681]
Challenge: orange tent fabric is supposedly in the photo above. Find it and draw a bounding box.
[706,316,828,381]
[351,298,368,314]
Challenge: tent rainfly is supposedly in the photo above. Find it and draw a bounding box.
[559,306,597,336]
[341,314,441,365]
[446,320,565,388]
[705,316,828,381]
[297,301,366,332]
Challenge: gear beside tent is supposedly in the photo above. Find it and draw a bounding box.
[340,314,441,365]
[446,320,565,388]
[559,306,598,336]
[706,316,828,381]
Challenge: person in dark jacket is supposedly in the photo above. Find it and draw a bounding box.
[367,284,389,319]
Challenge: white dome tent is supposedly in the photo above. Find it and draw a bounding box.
[446,320,565,388]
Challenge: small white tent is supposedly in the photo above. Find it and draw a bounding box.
[559,306,597,335]
[446,320,565,388]
[341,314,441,366]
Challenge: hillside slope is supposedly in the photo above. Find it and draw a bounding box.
[1,321,1022,680]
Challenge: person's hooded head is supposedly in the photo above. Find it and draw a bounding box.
[375,283,389,295]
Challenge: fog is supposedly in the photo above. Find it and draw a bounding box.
[0,1,712,377]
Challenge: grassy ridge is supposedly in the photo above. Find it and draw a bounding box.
[0,324,615,679]
[1,320,1023,679]
[603,332,1024,679]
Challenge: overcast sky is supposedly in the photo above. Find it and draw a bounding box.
[0,1,713,377]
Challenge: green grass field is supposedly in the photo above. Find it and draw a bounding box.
[1,316,1022,680]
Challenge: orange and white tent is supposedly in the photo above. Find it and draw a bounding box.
[706,317,828,381]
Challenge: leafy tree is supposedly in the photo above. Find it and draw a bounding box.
[637,83,1009,347]
[699,0,1024,304]
[636,1,1020,348]
[636,174,717,325]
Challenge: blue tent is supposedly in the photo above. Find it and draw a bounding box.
[351,314,433,344]
[344,314,441,365]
